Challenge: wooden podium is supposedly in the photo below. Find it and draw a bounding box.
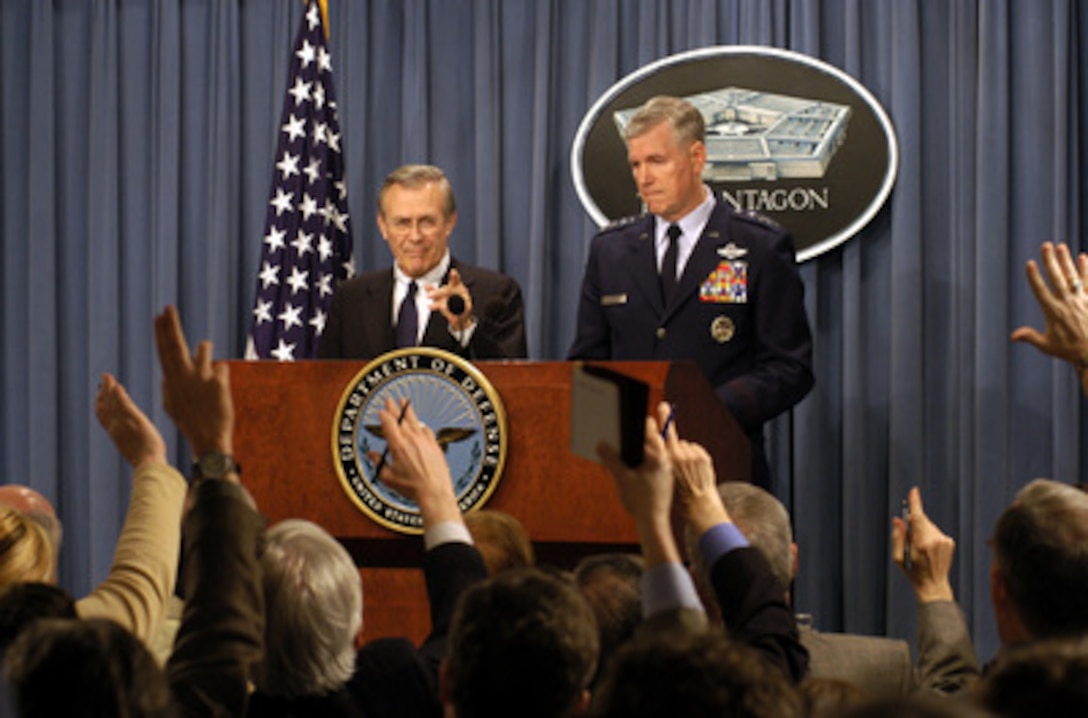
[228,359,748,642]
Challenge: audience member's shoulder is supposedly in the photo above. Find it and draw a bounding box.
[803,627,910,652]
[802,628,912,668]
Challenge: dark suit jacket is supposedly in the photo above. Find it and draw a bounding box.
[710,546,809,683]
[167,479,265,718]
[319,258,527,361]
[568,201,814,485]
[248,541,489,718]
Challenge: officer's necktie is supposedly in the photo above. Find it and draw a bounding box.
[396,281,418,348]
[662,223,682,303]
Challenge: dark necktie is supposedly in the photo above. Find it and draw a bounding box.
[662,223,682,302]
[396,280,418,348]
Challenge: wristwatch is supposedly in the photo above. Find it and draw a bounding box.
[191,452,241,481]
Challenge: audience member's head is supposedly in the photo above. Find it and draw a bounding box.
[686,482,795,609]
[255,518,363,698]
[5,617,174,717]
[463,509,534,575]
[590,628,802,718]
[989,479,1088,643]
[572,552,643,684]
[0,582,77,656]
[443,566,598,718]
[976,635,1088,717]
[799,677,870,718]
[0,508,56,588]
[841,695,993,718]
[0,486,62,554]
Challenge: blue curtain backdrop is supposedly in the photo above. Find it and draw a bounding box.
[2,0,1085,663]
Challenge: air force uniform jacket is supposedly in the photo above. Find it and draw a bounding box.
[568,199,814,485]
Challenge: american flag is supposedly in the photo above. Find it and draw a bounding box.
[246,0,353,361]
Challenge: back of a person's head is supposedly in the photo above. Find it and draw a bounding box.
[590,628,802,718]
[257,518,363,698]
[573,553,643,684]
[976,635,1088,718]
[0,509,55,589]
[717,482,793,587]
[446,567,598,718]
[0,486,62,556]
[841,695,993,718]
[4,617,174,718]
[991,479,1088,639]
[463,509,535,575]
[685,482,793,594]
[0,582,77,655]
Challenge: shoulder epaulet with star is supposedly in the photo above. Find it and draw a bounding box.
[733,208,784,232]
[597,214,643,235]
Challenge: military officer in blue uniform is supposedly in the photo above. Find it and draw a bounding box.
[568,95,814,487]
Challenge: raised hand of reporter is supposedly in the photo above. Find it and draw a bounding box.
[95,372,167,470]
[371,397,461,526]
[153,305,234,462]
[891,487,955,604]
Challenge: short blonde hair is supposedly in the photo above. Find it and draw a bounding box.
[464,509,535,575]
[0,508,56,587]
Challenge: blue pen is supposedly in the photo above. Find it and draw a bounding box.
[661,403,676,439]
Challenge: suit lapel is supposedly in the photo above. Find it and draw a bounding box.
[367,270,396,352]
[662,201,731,322]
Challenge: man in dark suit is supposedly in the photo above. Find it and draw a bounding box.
[319,164,527,360]
[568,96,814,487]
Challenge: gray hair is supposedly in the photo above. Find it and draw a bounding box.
[992,479,1088,639]
[378,163,457,218]
[623,95,706,146]
[686,482,793,595]
[256,519,363,698]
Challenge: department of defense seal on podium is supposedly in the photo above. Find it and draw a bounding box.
[332,348,508,534]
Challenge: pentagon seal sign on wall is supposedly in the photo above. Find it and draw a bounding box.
[332,348,507,534]
[572,46,899,262]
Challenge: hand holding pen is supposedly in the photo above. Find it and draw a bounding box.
[891,487,956,604]
[369,396,460,525]
[372,399,411,477]
[660,402,676,440]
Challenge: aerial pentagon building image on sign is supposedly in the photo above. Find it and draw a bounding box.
[613,87,852,182]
